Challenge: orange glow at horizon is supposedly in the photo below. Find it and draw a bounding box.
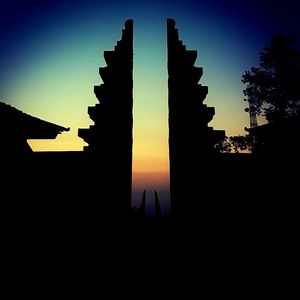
[132,127,169,173]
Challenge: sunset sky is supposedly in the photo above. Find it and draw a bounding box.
[1,0,299,211]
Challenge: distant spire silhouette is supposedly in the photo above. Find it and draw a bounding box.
[247,101,258,129]
[154,190,161,218]
[78,20,133,215]
[138,189,146,217]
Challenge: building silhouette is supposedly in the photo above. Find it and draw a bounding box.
[167,19,225,218]
[0,102,69,159]
[246,116,300,158]
[78,19,134,216]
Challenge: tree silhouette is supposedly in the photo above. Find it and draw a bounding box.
[215,135,252,153]
[242,34,300,123]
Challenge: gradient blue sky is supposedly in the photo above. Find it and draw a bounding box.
[1,0,299,212]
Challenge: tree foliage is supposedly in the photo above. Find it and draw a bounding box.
[215,136,251,153]
[242,34,300,123]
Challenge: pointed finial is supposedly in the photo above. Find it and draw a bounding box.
[138,189,146,216]
[154,190,161,218]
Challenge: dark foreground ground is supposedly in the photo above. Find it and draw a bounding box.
[1,152,297,296]
[2,152,297,238]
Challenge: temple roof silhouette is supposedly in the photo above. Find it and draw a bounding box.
[0,101,69,139]
[245,116,300,156]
